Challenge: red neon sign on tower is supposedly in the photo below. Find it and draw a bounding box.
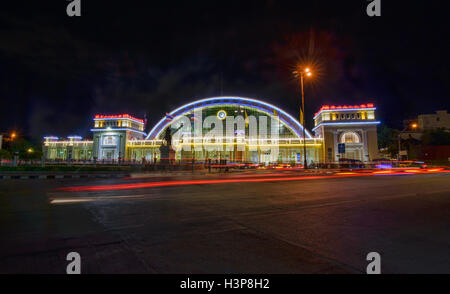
[314,103,375,117]
[94,114,144,124]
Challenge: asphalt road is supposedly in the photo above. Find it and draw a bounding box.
[1,171,449,274]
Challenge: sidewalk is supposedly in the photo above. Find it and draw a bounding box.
[0,171,130,180]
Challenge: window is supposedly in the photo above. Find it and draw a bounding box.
[103,135,117,146]
[340,132,360,143]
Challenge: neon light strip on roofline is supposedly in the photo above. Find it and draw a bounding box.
[315,103,374,111]
[43,136,59,140]
[146,96,313,140]
[311,121,381,132]
[44,141,93,144]
[94,117,144,125]
[313,107,376,120]
[90,128,147,136]
[94,114,144,122]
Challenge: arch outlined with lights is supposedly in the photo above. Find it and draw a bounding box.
[145,96,313,140]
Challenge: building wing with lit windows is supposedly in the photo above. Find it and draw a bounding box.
[43,136,93,161]
[312,104,380,162]
[91,114,146,160]
[42,96,380,164]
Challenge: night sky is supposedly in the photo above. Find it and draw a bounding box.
[1,1,449,142]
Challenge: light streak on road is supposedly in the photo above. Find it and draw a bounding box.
[58,168,449,192]
[50,194,151,204]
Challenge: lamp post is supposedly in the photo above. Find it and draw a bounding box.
[397,123,417,161]
[0,131,17,150]
[293,67,312,169]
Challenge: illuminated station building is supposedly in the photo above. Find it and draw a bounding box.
[312,104,380,162]
[43,97,380,164]
[92,114,146,160]
[43,136,92,160]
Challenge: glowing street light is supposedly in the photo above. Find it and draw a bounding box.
[293,66,313,169]
[11,132,16,139]
[27,148,33,153]
[411,123,418,129]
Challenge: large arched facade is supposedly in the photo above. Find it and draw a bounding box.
[124,96,323,165]
[146,96,313,140]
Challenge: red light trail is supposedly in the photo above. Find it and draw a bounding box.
[59,168,449,192]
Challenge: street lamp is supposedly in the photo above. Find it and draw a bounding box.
[293,67,313,169]
[6,131,17,142]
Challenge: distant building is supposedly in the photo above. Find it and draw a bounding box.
[418,110,450,131]
[399,110,449,141]
[397,110,450,161]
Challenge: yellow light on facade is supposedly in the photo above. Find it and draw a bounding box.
[217,110,227,120]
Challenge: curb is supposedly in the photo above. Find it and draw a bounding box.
[0,173,129,180]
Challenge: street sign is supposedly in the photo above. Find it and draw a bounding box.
[338,143,345,154]
[296,153,301,162]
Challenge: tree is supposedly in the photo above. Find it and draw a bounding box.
[9,138,42,160]
[377,125,400,157]
[421,129,450,146]
[0,149,11,160]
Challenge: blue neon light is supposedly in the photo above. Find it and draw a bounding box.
[90,128,147,136]
[151,102,309,139]
[146,96,313,139]
[311,121,381,132]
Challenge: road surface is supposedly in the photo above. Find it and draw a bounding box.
[0,171,449,273]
